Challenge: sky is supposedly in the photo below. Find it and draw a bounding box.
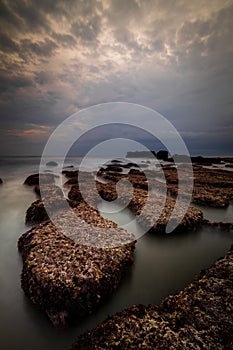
[0,0,233,156]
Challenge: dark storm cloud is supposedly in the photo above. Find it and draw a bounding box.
[174,4,233,71]
[51,32,77,47]
[0,74,34,93]
[0,0,50,35]
[0,0,23,33]
[0,32,18,53]
[71,13,102,43]
[0,0,232,155]
[20,38,58,58]
[10,0,51,33]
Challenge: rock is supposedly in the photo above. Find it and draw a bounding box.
[62,170,79,178]
[24,173,55,186]
[192,168,233,207]
[71,246,233,349]
[64,178,79,186]
[18,207,136,328]
[0,178,3,184]
[163,166,233,208]
[63,165,74,169]
[25,199,49,225]
[205,221,233,230]
[67,173,204,233]
[128,168,144,175]
[111,159,122,164]
[123,162,139,168]
[46,161,58,167]
[25,185,68,225]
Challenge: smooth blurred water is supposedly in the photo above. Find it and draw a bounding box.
[0,158,232,350]
[193,203,233,223]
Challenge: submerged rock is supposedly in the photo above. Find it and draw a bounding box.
[46,161,58,167]
[71,246,233,349]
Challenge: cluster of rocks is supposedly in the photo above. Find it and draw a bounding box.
[20,161,233,333]
[24,165,206,233]
[192,168,233,207]
[98,161,233,209]
[159,166,233,208]
[71,245,233,349]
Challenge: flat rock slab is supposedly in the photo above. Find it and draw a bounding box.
[18,207,135,328]
[71,246,233,349]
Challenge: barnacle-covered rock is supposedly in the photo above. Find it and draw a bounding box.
[192,168,233,207]
[24,173,55,186]
[25,199,49,225]
[71,246,233,349]
[25,185,66,225]
[19,206,136,328]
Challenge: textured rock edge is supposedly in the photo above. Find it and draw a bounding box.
[71,245,233,349]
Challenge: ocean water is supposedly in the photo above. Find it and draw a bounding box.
[0,157,232,350]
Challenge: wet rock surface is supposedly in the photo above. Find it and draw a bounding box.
[24,166,206,233]
[19,207,136,327]
[25,199,49,225]
[192,168,233,207]
[25,185,67,225]
[161,166,233,208]
[24,173,56,186]
[71,246,233,349]
[68,175,205,233]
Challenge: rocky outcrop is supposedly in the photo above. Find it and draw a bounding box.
[25,169,205,232]
[164,166,233,208]
[24,173,55,186]
[25,199,49,225]
[68,180,205,233]
[25,185,66,225]
[18,206,136,328]
[71,246,233,349]
[192,168,233,207]
[97,162,233,208]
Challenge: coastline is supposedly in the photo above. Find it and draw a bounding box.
[0,156,232,348]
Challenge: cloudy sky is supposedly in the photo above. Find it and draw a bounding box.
[0,0,232,156]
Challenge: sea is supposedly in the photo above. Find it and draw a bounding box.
[0,156,232,350]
